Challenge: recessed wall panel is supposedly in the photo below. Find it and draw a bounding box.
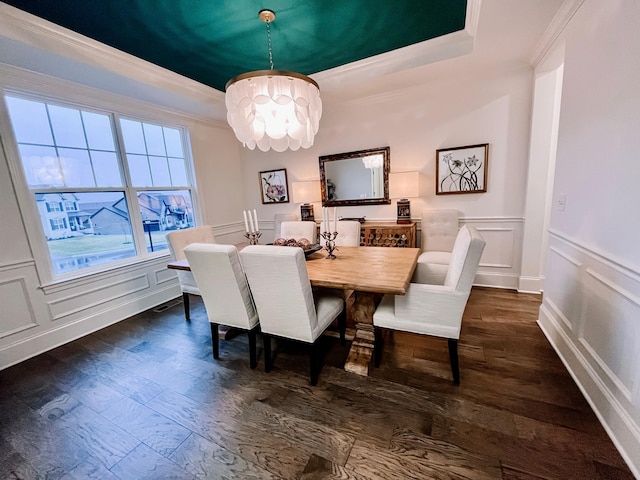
[545,246,582,331]
[0,277,37,337]
[580,269,639,396]
[47,274,150,321]
[476,228,515,268]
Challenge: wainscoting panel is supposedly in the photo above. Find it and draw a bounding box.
[47,274,150,322]
[474,227,515,268]
[545,246,583,331]
[0,272,38,338]
[538,230,640,477]
[579,268,639,400]
[462,217,524,290]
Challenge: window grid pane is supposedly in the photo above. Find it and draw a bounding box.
[6,98,121,189]
[5,94,195,278]
[120,118,188,188]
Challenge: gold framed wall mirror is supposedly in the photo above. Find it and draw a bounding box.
[319,146,391,207]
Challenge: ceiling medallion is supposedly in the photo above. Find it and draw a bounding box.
[225,9,322,152]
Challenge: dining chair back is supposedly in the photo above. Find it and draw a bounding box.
[183,243,259,368]
[373,225,485,384]
[321,220,361,247]
[273,213,298,242]
[413,209,459,285]
[280,220,317,244]
[240,245,345,385]
[166,225,216,320]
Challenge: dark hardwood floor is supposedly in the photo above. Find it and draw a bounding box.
[0,287,634,479]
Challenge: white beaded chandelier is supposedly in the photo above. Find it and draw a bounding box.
[225,9,322,152]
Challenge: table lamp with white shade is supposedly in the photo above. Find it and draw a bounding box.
[291,180,322,221]
[389,171,421,224]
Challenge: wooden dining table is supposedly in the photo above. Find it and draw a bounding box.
[168,244,420,376]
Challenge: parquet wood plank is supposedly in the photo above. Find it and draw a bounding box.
[389,427,503,480]
[56,404,140,469]
[242,399,356,466]
[0,396,91,476]
[347,437,500,480]
[300,454,371,480]
[102,396,192,457]
[146,388,310,478]
[170,432,280,479]
[431,414,602,480]
[60,456,123,479]
[110,443,196,479]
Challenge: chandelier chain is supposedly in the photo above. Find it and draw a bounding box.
[266,22,274,70]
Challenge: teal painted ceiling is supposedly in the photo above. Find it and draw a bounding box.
[4,0,467,92]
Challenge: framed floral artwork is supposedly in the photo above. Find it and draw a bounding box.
[436,143,488,195]
[259,168,289,203]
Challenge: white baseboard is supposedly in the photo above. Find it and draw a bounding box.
[538,304,640,479]
[518,275,544,293]
[474,272,519,290]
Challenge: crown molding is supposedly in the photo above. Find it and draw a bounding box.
[0,62,229,129]
[529,0,585,67]
[312,0,480,92]
[0,3,225,105]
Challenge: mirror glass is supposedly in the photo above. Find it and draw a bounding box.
[319,146,390,206]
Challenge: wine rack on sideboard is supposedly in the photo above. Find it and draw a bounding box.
[359,222,416,248]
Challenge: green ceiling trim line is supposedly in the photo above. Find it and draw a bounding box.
[5,0,467,92]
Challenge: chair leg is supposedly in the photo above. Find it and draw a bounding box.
[338,310,347,346]
[248,328,257,369]
[263,334,272,372]
[309,341,320,386]
[448,338,460,385]
[210,323,219,359]
[374,327,383,367]
[183,293,190,321]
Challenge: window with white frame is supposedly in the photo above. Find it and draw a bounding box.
[5,94,196,277]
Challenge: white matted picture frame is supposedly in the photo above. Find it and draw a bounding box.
[259,168,289,203]
[436,143,489,195]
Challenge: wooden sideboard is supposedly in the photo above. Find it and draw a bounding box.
[359,221,416,248]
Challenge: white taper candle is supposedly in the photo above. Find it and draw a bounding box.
[248,210,255,233]
[323,207,328,234]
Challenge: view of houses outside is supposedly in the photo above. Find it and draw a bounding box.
[5,95,195,276]
[36,190,194,274]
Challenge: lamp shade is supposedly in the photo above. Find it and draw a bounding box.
[291,180,322,204]
[389,171,420,199]
[225,71,322,152]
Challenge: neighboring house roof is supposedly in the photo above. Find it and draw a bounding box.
[34,192,80,201]
[89,206,130,220]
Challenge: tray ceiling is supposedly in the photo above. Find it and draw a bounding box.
[2,0,468,92]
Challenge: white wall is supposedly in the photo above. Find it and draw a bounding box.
[241,66,534,289]
[537,0,640,476]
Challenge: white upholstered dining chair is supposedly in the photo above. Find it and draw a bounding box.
[273,213,298,242]
[413,209,459,285]
[320,220,361,247]
[373,225,485,384]
[183,243,259,368]
[166,225,216,320]
[280,220,317,244]
[240,245,345,385]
